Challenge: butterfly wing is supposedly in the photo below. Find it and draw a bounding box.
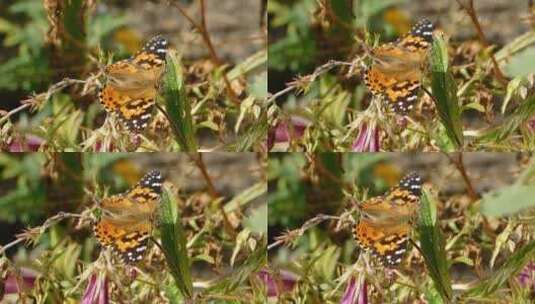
[354,218,410,267]
[131,35,168,69]
[396,172,422,197]
[363,19,435,115]
[99,84,155,132]
[398,19,434,51]
[125,170,162,206]
[354,173,423,266]
[99,36,168,133]
[94,170,163,263]
[363,66,421,114]
[93,219,152,263]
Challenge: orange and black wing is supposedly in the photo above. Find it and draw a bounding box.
[125,169,162,205]
[354,218,410,267]
[93,170,163,263]
[98,84,156,132]
[99,36,168,133]
[93,219,151,263]
[362,67,421,114]
[354,173,422,266]
[363,19,434,115]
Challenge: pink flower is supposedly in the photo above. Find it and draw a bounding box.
[81,273,109,304]
[258,268,298,297]
[352,122,380,152]
[8,135,44,152]
[340,277,367,304]
[518,260,535,291]
[94,140,115,152]
[268,116,310,150]
[3,267,38,295]
[527,117,535,134]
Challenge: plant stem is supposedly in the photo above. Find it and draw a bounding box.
[446,152,479,201]
[267,214,340,250]
[168,0,240,105]
[190,153,219,198]
[454,0,508,85]
[266,60,353,103]
[189,153,239,237]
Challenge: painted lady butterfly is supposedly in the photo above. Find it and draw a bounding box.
[362,19,435,114]
[353,173,422,267]
[93,170,163,263]
[99,36,168,133]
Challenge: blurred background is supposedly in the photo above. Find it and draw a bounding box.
[267,152,535,302]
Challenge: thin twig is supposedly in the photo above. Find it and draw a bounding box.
[0,77,94,125]
[445,152,479,201]
[266,59,355,103]
[0,103,32,125]
[190,153,220,198]
[0,211,83,254]
[454,0,508,85]
[267,214,341,250]
[266,86,295,104]
[167,0,240,105]
[188,153,239,237]
[0,238,25,255]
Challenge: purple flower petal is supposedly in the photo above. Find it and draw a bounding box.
[340,277,368,304]
[527,117,535,134]
[273,116,310,143]
[517,260,535,290]
[259,268,298,297]
[340,277,357,304]
[352,122,380,152]
[82,273,109,304]
[4,267,38,294]
[8,135,44,152]
[268,127,275,151]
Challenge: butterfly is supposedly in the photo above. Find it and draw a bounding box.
[99,36,168,133]
[362,19,435,114]
[353,172,422,267]
[93,170,163,263]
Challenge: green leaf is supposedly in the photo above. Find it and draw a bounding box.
[417,189,452,303]
[62,0,86,41]
[502,76,524,114]
[503,47,535,78]
[433,123,457,152]
[163,280,185,304]
[159,186,193,299]
[463,241,535,299]
[429,34,463,149]
[209,236,267,294]
[228,113,267,152]
[480,184,535,216]
[163,50,197,151]
[243,203,267,235]
[224,182,267,213]
[479,96,535,143]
